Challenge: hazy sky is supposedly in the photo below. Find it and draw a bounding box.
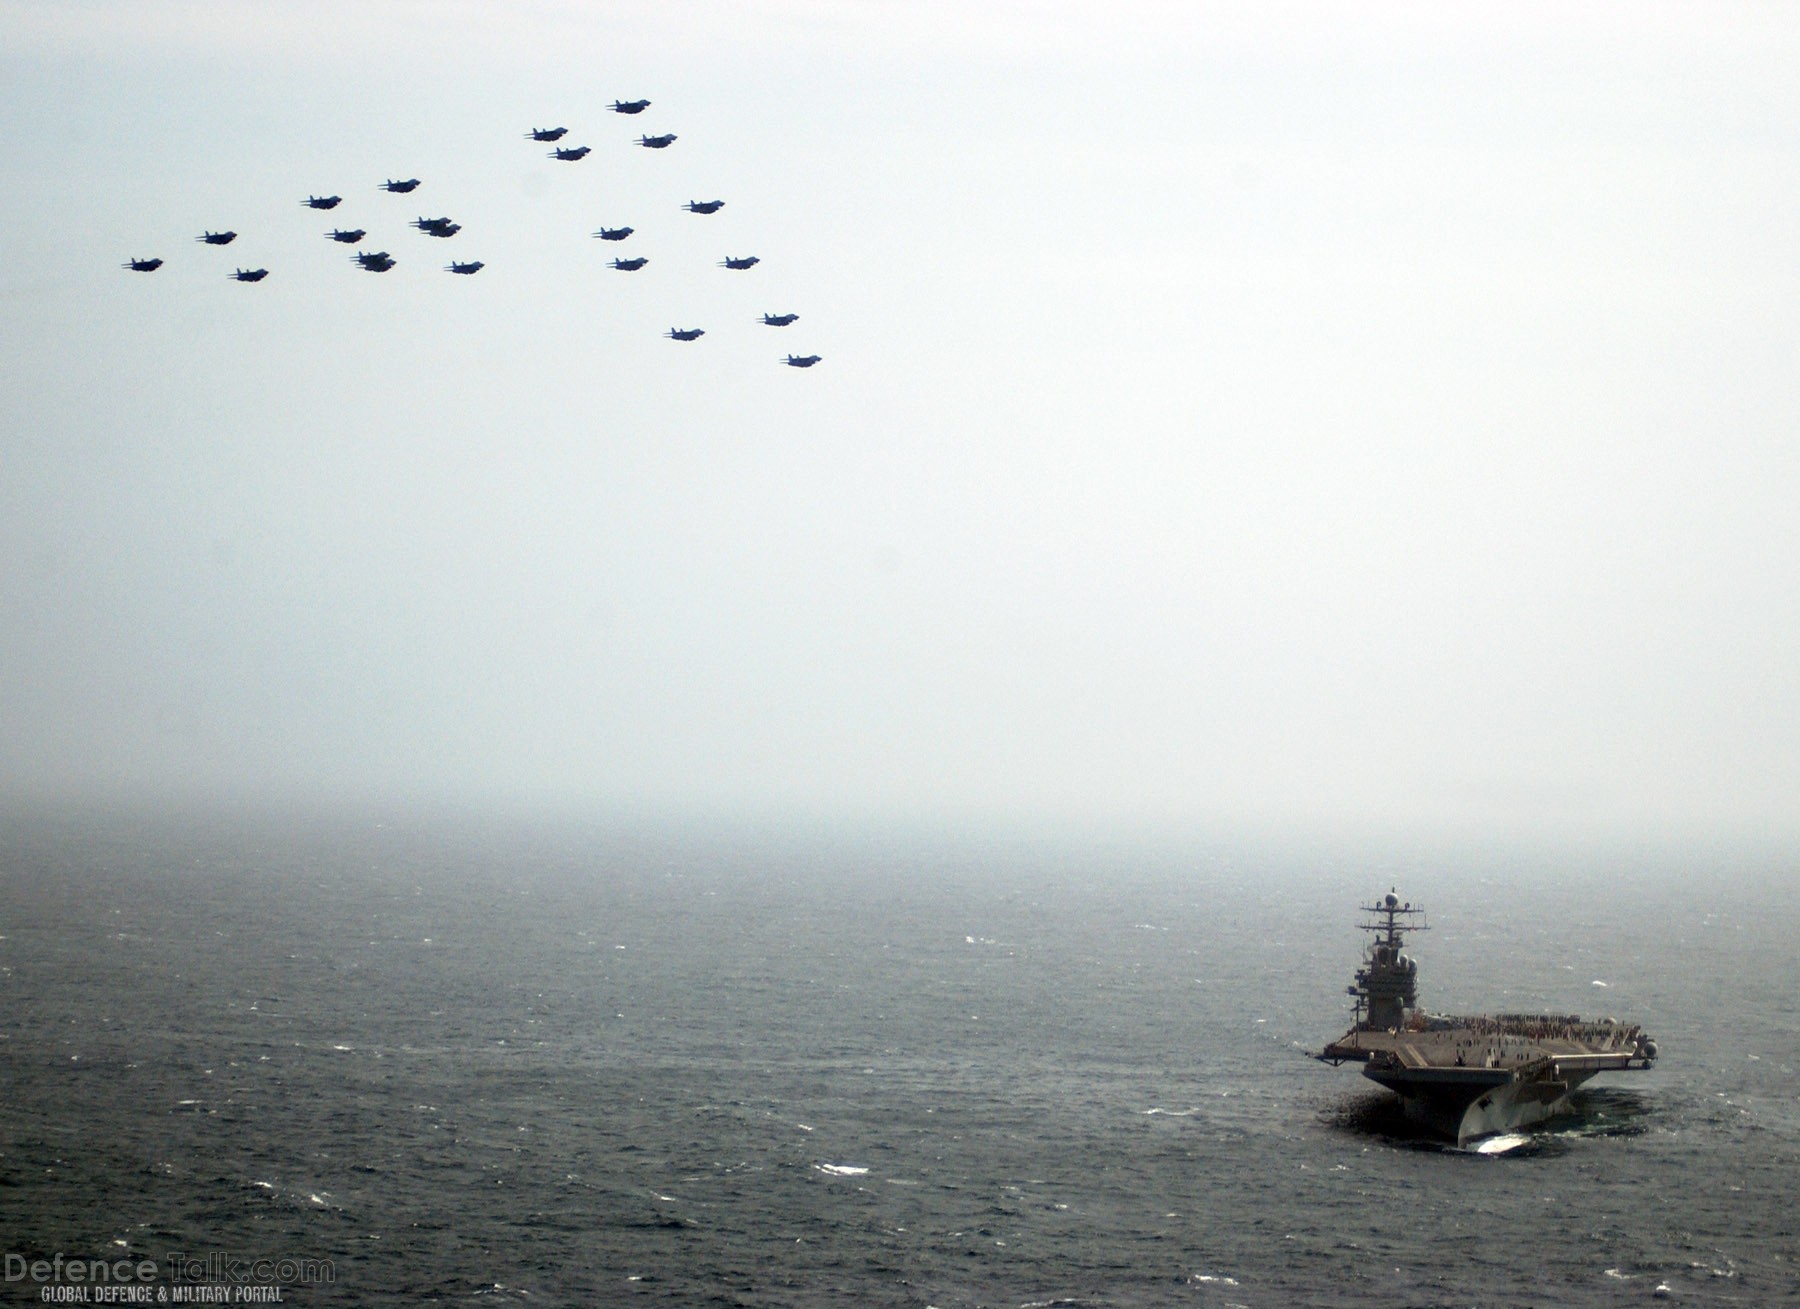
[3,2,1797,845]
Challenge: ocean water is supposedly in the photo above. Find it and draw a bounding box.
[1,807,1796,1307]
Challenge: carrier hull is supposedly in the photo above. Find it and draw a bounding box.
[1360,1053,1613,1143]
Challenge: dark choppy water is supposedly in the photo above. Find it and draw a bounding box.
[1,807,1796,1306]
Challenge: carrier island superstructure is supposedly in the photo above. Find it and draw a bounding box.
[1317,893,1659,1144]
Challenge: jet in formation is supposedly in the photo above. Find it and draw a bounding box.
[526,127,568,141]
[123,257,163,272]
[783,354,821,368]
[354,251,396,272]
[381,178,422,193]
[720,255,759,270]
[230,268,269,282]
[198,230,237,245]
[759,313,798,326]
[638,134,677,149]
[609,257,648,271]
[326,228,366,244]
[684,199,724,214]
[593,227,634,241]
[413,217,461,237]
[666,327,704,341]
[446,261,484,275]
[551,146,591,161]
[303,195,342,210]
[611,99,651,114]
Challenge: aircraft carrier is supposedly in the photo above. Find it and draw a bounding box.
[1317,893,1659,1144]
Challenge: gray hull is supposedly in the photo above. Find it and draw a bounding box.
[1365,1063,1603,1144]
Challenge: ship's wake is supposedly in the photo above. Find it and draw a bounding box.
[1465,1132,1533,1155]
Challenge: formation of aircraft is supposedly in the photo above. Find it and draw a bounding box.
[119,98,821,366]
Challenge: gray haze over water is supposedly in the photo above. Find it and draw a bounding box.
[4,4,1800,848]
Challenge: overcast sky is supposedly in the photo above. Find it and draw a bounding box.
[3,2,1797,846]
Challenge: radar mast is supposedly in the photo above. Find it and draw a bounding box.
[1350,890,1427,1032]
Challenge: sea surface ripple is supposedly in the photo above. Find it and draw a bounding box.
[1,808,1795,1306]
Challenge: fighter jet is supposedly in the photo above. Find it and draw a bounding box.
[592,226,634,241]
[609,257,648,271]
[123,257,163,272]
[526,127,568,141]
[303,195,342,210]
[759,313,799,326]
[326,228,366,244]
[197,230,237,245]
[353,251,396,272]
[230,268,269,282]
[783,354,822,368]
[551,146,591,161]
[445,261,484,275]
[683,199,725,214]
[720,255,760,270]
[637,133,677,149]
[412,217,460,237]
[610,99,650,114]
[665,327,704,341]
[381,178,422,193]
